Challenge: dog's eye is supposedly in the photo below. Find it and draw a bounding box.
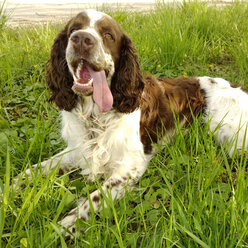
[103,33,114,41]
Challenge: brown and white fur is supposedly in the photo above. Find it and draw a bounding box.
[13,9,248,236]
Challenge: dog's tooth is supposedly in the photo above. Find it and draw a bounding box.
[75,78,93,87]
[75,61,84,78]
[86,79,93,86]
[80,79,93,87]
[76,70,80,79]
[76,65,81,78]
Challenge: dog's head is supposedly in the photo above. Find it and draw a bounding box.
[47,10,144,113]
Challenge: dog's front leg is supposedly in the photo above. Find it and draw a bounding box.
[10,147,81,190]
[60,158,150,237]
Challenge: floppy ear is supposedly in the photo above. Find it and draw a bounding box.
[110,34,144,113]
[46,25,78,111]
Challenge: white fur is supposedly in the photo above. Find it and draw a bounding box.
[59,101,149,180]
[59,101,151,231]
[85,9,105,27]
[198,76,248,155]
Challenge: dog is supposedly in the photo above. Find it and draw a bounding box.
[11,9,248,237]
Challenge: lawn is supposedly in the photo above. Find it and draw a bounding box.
[1,1,248,247]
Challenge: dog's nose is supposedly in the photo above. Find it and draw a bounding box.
[71,32,95,51]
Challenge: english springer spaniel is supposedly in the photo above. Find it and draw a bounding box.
[15,9,248,236]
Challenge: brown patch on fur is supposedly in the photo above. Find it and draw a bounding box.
[111,34,144,113]
[46,20,78,111]
[58,168,64,176]
[45,12,94,111]
[209,78,217,84]
[95,16,123,63]
[65,236,71,242]
[140,76,206,154]
[230,82,248,94]
[92,195,100,203]
[67,12,90,36]
[80,216,87,221]
[111,180,122,187]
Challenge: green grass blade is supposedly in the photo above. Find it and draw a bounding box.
[0,146,10,247]
[177,224,209,248]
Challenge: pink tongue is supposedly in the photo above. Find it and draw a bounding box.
[87,66,113,113]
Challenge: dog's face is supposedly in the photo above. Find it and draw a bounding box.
[63,10,125,112]
[47,9,144,113]
[66,10,123,98]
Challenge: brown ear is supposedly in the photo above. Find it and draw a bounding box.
[110,34,144,113]
[46,25,77,111]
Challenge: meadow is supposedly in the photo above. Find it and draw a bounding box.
[1,1,248,247]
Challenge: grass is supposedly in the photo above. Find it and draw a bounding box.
[0,0,7,30]
[1,1,248,247]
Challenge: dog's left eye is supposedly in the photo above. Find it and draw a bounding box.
[103,33,114,40]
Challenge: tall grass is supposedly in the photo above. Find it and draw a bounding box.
[116,1,248,81]
[0,0,8,30]
[1,2,248,247]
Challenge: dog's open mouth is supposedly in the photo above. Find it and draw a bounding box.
[72,60,113,113]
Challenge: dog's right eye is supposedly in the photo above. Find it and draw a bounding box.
[103,32,114,41]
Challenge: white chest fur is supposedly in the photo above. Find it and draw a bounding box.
[60,98,147,180]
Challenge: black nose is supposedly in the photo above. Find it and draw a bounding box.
[70,32,95,51]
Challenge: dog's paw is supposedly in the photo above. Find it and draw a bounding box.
[60,217,77,240]
[60,207,88,240]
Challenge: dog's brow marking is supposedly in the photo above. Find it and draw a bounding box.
[86,9,105,27]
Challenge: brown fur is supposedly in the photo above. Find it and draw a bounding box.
[46,22,78,111]
[110,34,144,113]
[95,16,123,63]
[140,76,206,153]
[230,82,248,93]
